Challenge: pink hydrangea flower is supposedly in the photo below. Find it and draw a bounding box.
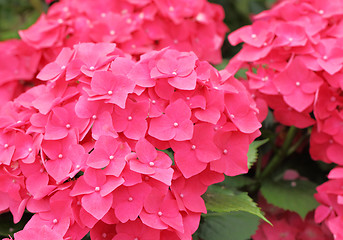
[0,43,261,239]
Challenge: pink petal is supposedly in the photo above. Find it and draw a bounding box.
[82,192,113,220]
[139,210,168,230]
[168,71,197,90]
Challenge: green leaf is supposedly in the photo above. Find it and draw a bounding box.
[234,68,248,79]
[198,211,260,240]
[214,59,229,70]
[204,185,269,223]
[221,175,255,189]
[260,179,319,218]
[247,138,269,169]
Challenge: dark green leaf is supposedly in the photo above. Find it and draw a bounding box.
[260,179,319,218]
[247,138,269,169]
[199,211,260,240]
[234,68,248,79]
[214,59,229,70]
[204,185,269,223]
[221,175,255,189]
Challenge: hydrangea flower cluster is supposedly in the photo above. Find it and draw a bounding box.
[227,0,343,237]
[0,0,227,107]
[314,167,343,240]
[0,42,261,239]
[253,197,333,240]
[227,0,343,164]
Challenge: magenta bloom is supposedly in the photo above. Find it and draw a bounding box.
[150,49,198,90]
[0,42,262,239]
[70,168,124,220]
[129,138,173,185]
[171,123,221,178]
[87,136,130,175]
[87,71,135,108]
[148,99,194,141]
[113,219,160,240]
[273,58,323,113]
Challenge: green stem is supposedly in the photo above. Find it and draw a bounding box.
[255,153,263,178]
[286,131,309,156]
[259,126,298,180]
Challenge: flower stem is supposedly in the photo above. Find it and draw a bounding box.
[259,126,298,180]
